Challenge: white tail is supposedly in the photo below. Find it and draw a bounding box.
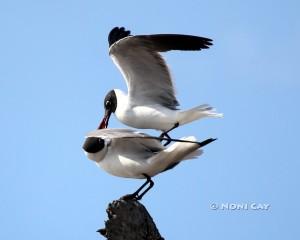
[164,136,202,161]
[177,104,223,126]
[146,136,202,175]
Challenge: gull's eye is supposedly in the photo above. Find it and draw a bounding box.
[105,100,111,108]
[103,90,117,113]
[98,138,105,147]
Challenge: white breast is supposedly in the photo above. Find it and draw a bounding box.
[96,147,149,179]
[116,104,179,131]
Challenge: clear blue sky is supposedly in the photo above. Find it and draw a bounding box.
[1,0,299,239]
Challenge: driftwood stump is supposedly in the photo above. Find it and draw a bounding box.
[98,199,164,240]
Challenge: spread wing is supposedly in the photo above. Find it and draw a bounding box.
[108,27,213,109]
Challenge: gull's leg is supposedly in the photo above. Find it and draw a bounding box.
[159,122,179,146]
[121,174,154,201]
[135,174,154,200]
[162,133,172,146]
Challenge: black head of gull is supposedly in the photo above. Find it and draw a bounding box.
[98,90,117,129]
[82,137,105,153]
[104,90,117,113]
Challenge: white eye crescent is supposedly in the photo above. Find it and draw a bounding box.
[105,138,112,146]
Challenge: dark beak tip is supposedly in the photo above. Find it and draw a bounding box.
[98,119,106,129]
[98,111,111,129]
[98,116,108,129]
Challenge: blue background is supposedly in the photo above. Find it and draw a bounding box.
[1,0,299,239]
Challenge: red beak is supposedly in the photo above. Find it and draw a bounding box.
[98,110,111,129]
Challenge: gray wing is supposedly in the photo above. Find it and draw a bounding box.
[112,137,165,161]
[86,128,149,139]
[86,128,161,145]
[86,128,165,160]
[108,27,213,110]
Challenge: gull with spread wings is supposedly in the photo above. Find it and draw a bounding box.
[99,27,222,142]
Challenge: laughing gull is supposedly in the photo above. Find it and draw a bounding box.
[82,128,216,200]
[99,27,223,141]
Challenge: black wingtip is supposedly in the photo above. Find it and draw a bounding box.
[198,138,217,148]
[140,34,213,52]
[108,27,131,47]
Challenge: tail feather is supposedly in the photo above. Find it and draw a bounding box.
[177,104,223,126]
[160,147,203,172]
[182,148,203,160]
[146,136,216,176]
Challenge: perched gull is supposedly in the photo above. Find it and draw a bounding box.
[82,128,216,200]
[99,27,222,141]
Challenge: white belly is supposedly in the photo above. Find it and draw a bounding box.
[116,104,178,131]
[96,150,149,179]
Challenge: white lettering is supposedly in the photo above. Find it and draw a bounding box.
[221,203,229,210]
[236,203,248,210]
[229,203,237,210]
[263,204,270,210]
[250,203,257,210]
[213,202,270,211]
